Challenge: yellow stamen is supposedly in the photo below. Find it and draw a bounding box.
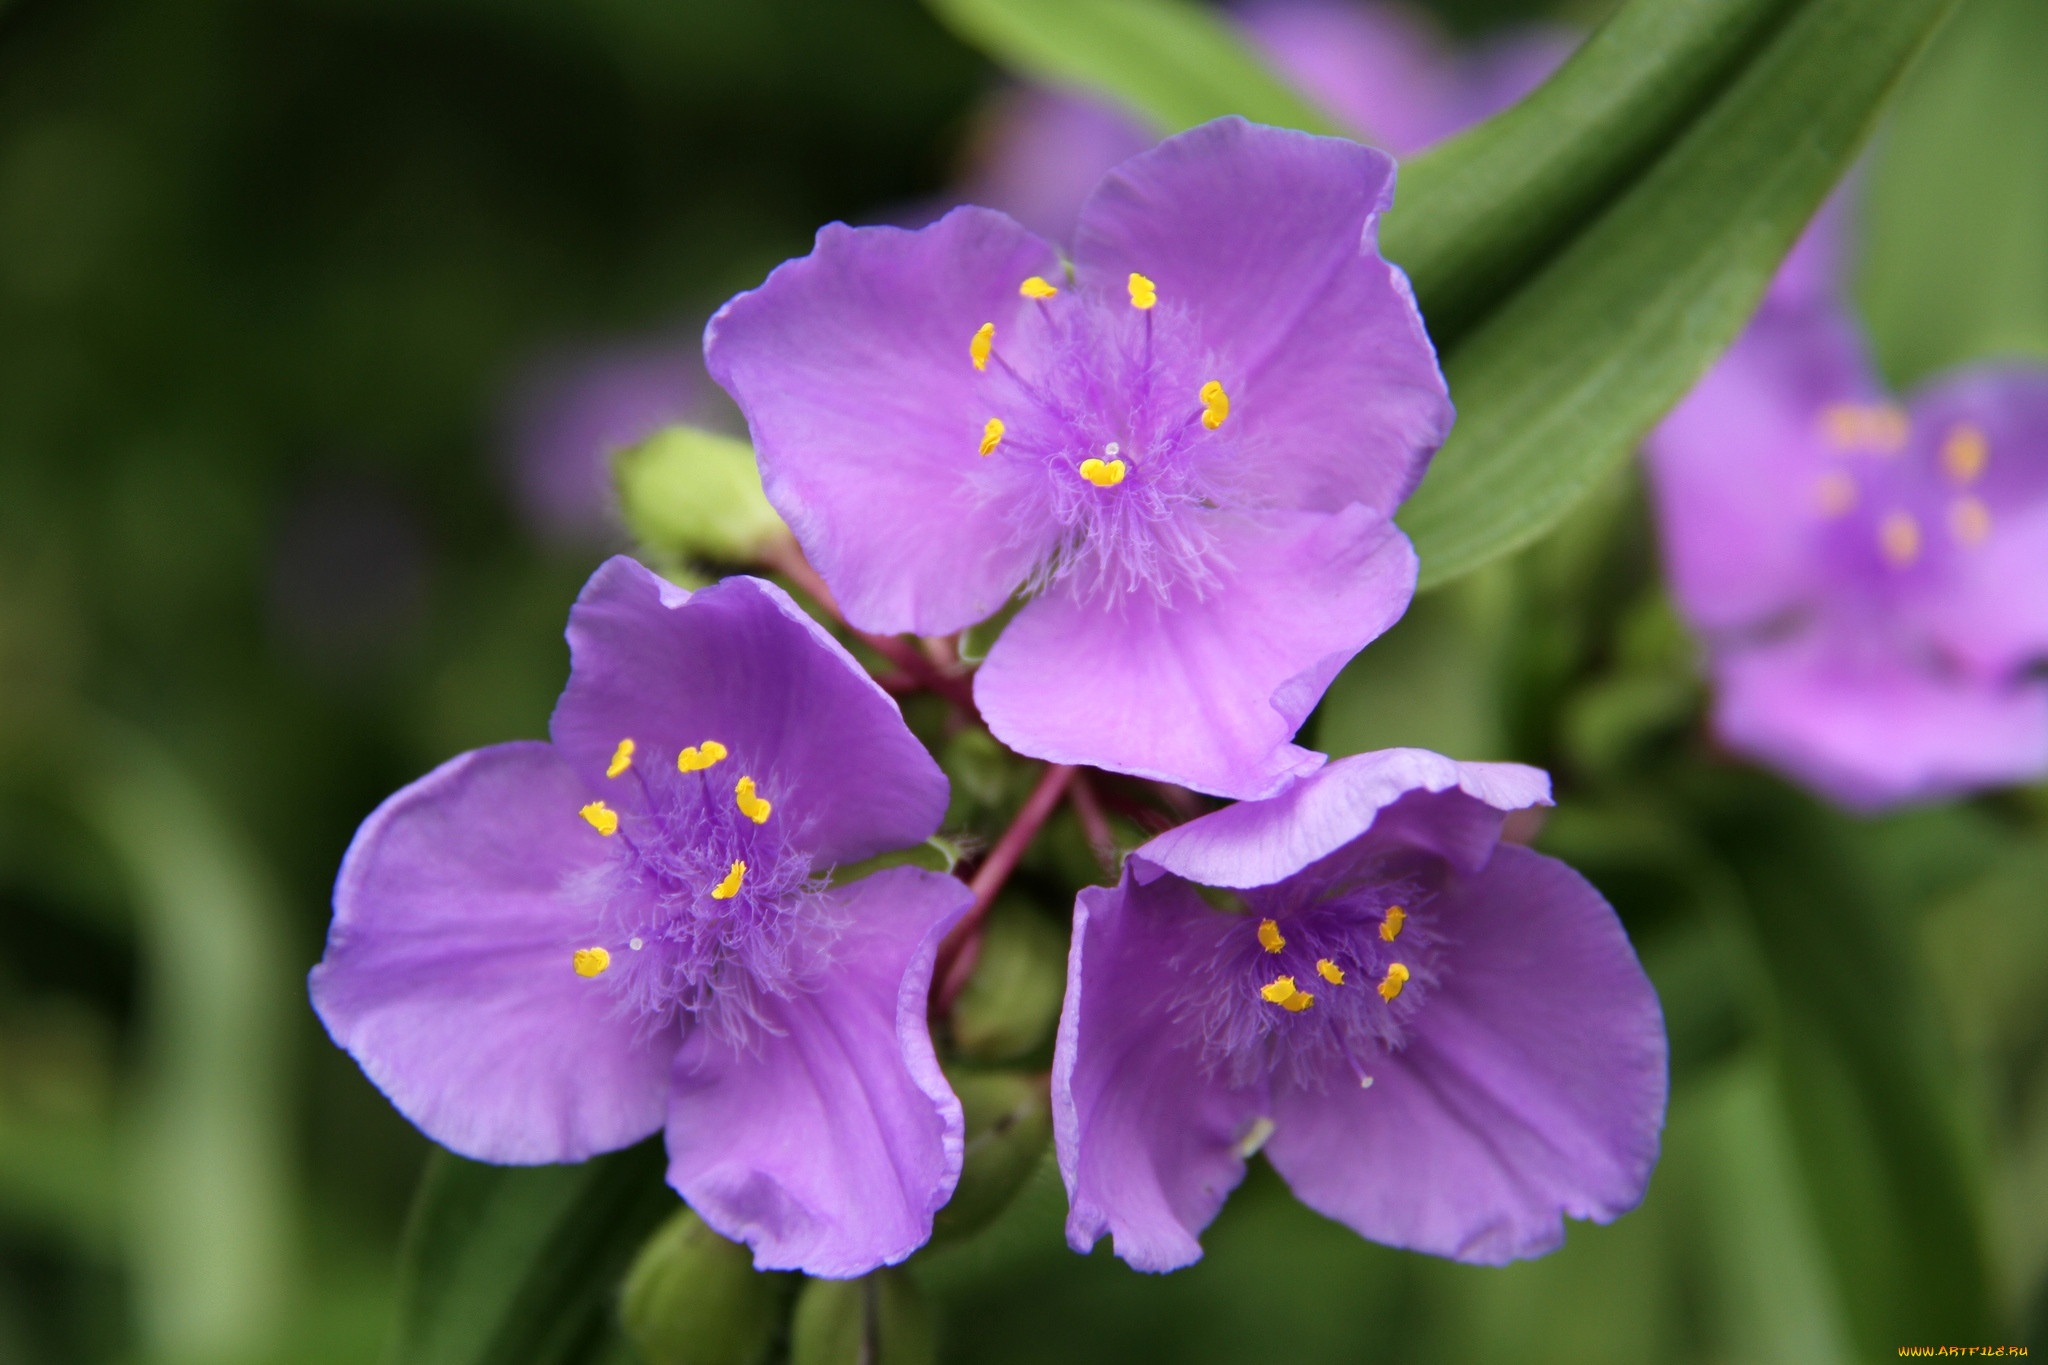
[678,740,728,773]
[1815,470,1858,517]
[970,322,994,372]
[1380,905,1405,941]
[735,775,772,824]
[1378,962,1410,1002]
[1315,958,1345,985]
[1879,511,1922,566]
[1257,918,1285,953]
[980,417,1004,456]
[1818,402,1909,453]
[1199,379,1229,431]
[1259,975,1315,1012]
[1127,272,1157,310]
[580,801,619,837]
[1941,423,1988,483]
[573,946,610,978]
[606,738,636,778]
[1019,275,1059,299]
[1949,495,1992,546]
[1078,457,1126,488]
[711,860,746,900]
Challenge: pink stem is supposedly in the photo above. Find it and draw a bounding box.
[934,763,1077,1012]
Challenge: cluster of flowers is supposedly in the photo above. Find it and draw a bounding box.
[312,114,1668,1279]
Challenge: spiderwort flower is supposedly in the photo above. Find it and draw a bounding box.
[707,118,1453,799]
[1646,292,2048,808]
[309,558,972,1277]
[1053,749,1666,1270]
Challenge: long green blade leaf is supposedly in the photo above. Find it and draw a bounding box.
[921,0,1340,136]
[389,1140,676,1365]
[1398,0,1962,588]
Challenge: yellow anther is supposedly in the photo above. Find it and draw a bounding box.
[579,801,619,837]
[1257,919,1285,953]
[970,322,994,372]
[1815,470,1858,517]
[573,946,611,978]
[1078,457,1126,488]
[1127,273,1157,309]
[606,738,636,778]
[711,860,746,900]
[735,775,772,824]
[1819,402,1909,454]
[1199,379,1229,431]
[1879,511,1922,566]
[1019,275,1059,299]
[1949,495,1992,547]
[1316,958,1345,985]
[1380,906,1405,941]
[1259,975,1315,1012]
[678,740,728,773]
[980,417,1004,457]
[1941,423,1988,483]
[1378,962,1410,1003]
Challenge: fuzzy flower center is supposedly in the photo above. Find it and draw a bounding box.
[1170,868,1445,1094]
[967,271,1254,605]
[1807,403,1995,601]
[566,735,835,1048]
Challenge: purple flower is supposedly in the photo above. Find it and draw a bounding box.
[1052,749,1667,1271]
[706,119,1452,799]
[1646,276,2048,808]
[308,557,973,1277]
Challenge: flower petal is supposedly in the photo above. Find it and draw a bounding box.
[550,561,949,866]
[705,208,1063,634]
[1264,845,1667,1264]
[976,505,1417,799]
[1133,747,1549,888]
[1644,304,1882,631]
[309,742,674,1164]
[1712,628,2048,810]
[663,867,972,1277]
[1071,118,1452,519]
[1053,878,1267,1273]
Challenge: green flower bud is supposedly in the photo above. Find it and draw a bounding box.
[927,1068,1051,1249]
[618,1207,784,1365]
[788,1268,932,1365]
[948,897,1066,1063]
[615,426,785,567]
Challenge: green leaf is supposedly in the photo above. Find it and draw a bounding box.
[1399,0,1963,587]
[920,0,1339,137]
[388,1140,677,1365]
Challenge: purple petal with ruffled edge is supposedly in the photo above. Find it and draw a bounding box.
[1053,878,1268,1273]
[977,505,1416,799]
[549,559,948,867]
[1645,305,1884,631]
[1263,844,1667,1264]
[1904,365,2048,675]
[1134,747,1550,888]
[310,743,674,1164]
[663,866,971,1277]
[1712,629,2048,810]
[705,210,1062,635]
[1072,118,1452,518]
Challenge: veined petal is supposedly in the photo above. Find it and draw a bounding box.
[309,743,674,1164]
[663,867,972,1277]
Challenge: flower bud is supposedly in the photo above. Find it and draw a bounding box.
[619,1207,784,1365]
[948,897,1066,1062]
[788,1268,932,1365]
[927,1067,1051,1249]
[614,425,785,566]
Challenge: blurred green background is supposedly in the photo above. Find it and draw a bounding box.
[0,0,2043,1362]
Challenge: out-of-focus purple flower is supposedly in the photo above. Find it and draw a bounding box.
[960,2,1577,247]
[309,558,972,1277]
[707,119,1451,800]
[1053,749,1667,1271]
[503,339,711,543]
